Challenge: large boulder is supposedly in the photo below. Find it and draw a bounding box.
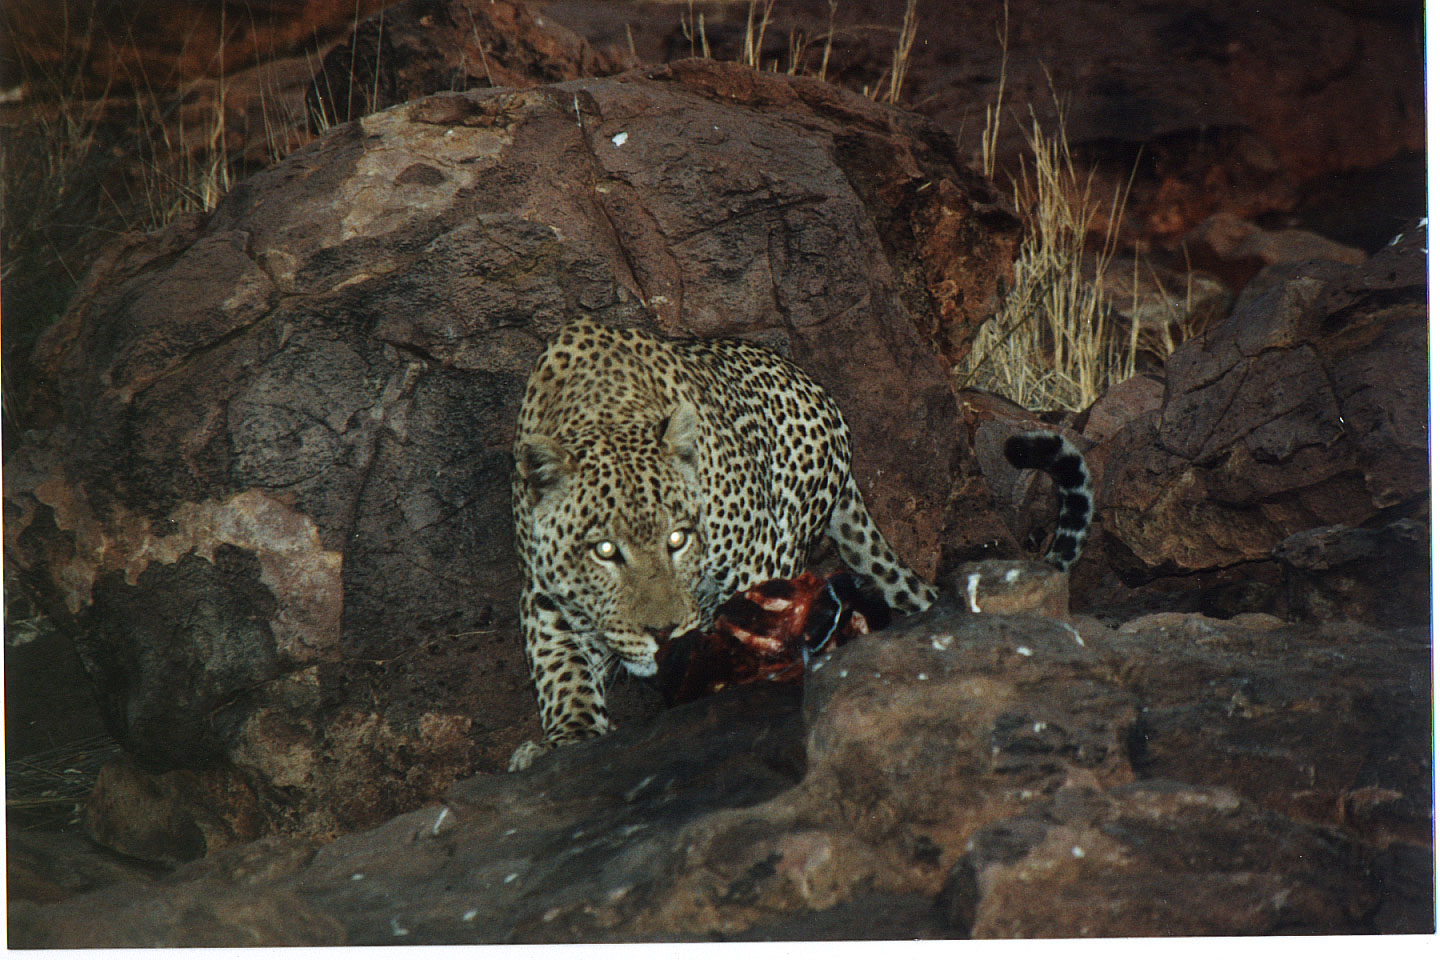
[1080,223,1428,617]
[9,592,1429,944]
[4,60,1020,845]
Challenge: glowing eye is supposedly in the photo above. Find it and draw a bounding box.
[667,529,689,551]
[592,540,617,561]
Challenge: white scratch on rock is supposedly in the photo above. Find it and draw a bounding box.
[351,873,365,881]
[390,917,410,937]
[1063,622,1085,647]
[1016,646,1033,657]
[965,573,982,612]
[504,872,520,884]
[624,774,656,802]
[1004,567,1020,582]
[432,807,451,835]
[931,634,954,651]
[1071,846,1085,859]
[611,131,629,146]
[462,909,478,923]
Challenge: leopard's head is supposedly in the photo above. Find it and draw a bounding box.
[515,401,707,676]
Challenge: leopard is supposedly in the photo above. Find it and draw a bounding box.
[507,317,1091,771]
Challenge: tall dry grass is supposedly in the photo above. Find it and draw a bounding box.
[719,1,918,101]
[959,99,1140,413]
[959,0,1171,413]
[740,1,779,69]
[979,0,1009,180]
[875,0,918,104]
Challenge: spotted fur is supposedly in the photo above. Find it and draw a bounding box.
[508,318,1090,770]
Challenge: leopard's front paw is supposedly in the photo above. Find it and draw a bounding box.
[507,739,550,772]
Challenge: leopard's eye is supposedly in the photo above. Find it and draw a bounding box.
[592,540,618,561]
[666,528,690,551]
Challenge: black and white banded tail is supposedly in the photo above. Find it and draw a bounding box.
[1003,431,1092,572]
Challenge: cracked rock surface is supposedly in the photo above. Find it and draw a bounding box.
[7,600,1429,944]
[1077,223,1428,617]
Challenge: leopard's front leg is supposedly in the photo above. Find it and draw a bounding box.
[508,590,613,771]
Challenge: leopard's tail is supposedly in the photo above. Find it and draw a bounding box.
[1003,431,1092,572]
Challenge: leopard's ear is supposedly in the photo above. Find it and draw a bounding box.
[656,400,701,468]
[515,434,576,501]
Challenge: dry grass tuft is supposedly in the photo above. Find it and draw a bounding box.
[681,2,713,61]
[1131,250,1212,361]
[958,0,1183,414]
[979,0,1009,180]
[740,1,779,70]
[5,734,121,830]
[701,1,921,103]
[959,98,1140,413]
[879,0,919,105]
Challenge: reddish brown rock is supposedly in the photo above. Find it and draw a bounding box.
[799,606,1136,853]
[4,829,160,906]
[81,761,267,866]
[1184,211,1368,290]
[1112,614,1432,847]
[938,560,1072,620]
[1273,520,1430,627]
[941,781,1379,937]
[1078,374,1164,447]
[1090,221,1427,617]
[1099,258,1232,350]
[8,604,1427,944]
[5,61,1018,844]
[6,1,1422,429]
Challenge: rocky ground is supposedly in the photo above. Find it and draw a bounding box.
[3,0,1431,946]
[7,592,1433,943]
